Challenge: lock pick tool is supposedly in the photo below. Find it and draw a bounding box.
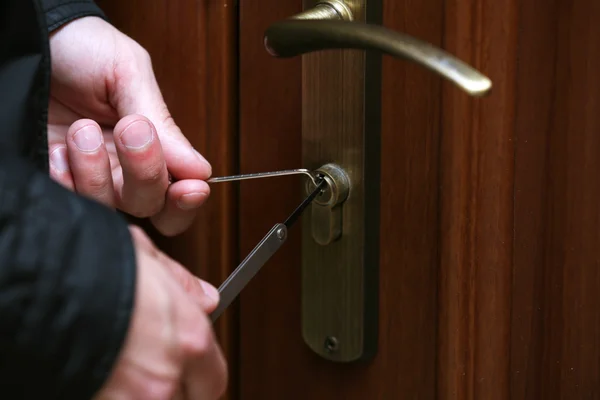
[208,172,326,322]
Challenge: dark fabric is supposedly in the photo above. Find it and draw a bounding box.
[41,0,109,32]
[0,1,135,399]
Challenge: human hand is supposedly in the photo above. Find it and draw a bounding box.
[47,16,211,236]
[94,226,227,400]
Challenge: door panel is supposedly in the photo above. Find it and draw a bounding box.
[512,1,600,397]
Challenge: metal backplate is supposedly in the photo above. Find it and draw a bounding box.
[301,0,381,362]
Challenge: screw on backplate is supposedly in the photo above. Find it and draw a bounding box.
[324,336,339,353]
[276,227,286,240]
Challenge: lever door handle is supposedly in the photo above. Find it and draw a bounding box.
[263,1,492,97]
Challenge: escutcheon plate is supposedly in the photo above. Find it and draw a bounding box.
[299,0,381,363]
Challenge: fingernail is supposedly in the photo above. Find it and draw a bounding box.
[50,147,69,172]
[73,125,102,152]
[200,280,219,302]
[177,192,208,210]
[121,120,154,150]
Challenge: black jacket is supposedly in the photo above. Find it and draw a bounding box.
[0,1,135,398]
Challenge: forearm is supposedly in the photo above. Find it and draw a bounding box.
[0,153,135,398]
[40,0,108,32]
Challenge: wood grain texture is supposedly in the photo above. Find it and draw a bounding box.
[93,1,239,398]
[511,0,600,398]
[437,0,517,398]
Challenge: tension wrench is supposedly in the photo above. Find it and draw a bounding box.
[208,172,326,322]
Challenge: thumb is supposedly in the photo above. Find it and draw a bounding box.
[113,55,212,181]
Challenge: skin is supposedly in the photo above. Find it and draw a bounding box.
[47,16,211,236]
[45,16,228,399]
[94,227,228,400]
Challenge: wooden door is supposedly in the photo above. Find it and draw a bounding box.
[98,0,600,398]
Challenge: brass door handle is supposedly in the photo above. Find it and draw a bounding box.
[264,1,491,97]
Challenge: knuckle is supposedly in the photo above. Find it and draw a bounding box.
[179,274,195,294]
[180,318,213,357]
[154,103,179,135]
[82,171,112,193]
[129,162,166,189]
[140,165,165,185]
[135,45,152,64]
[182,329,212,357]
[160,112,176,130]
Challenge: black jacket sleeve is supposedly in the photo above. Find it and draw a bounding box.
[40,0,108,32]
[0,152,136,398]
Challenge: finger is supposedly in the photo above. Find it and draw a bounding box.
[66,119,116,207]
[149,179,210,237]
[112,60,212,181]
[158,251,220,313]
[161,135,213,181]
[183,316,228,400]
[129,224,220,313]
[113,114,169,218]
[48,145,75,191]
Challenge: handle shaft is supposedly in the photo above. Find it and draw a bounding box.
[210,224,287,322]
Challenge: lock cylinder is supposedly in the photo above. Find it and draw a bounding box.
[305,163,351,245]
